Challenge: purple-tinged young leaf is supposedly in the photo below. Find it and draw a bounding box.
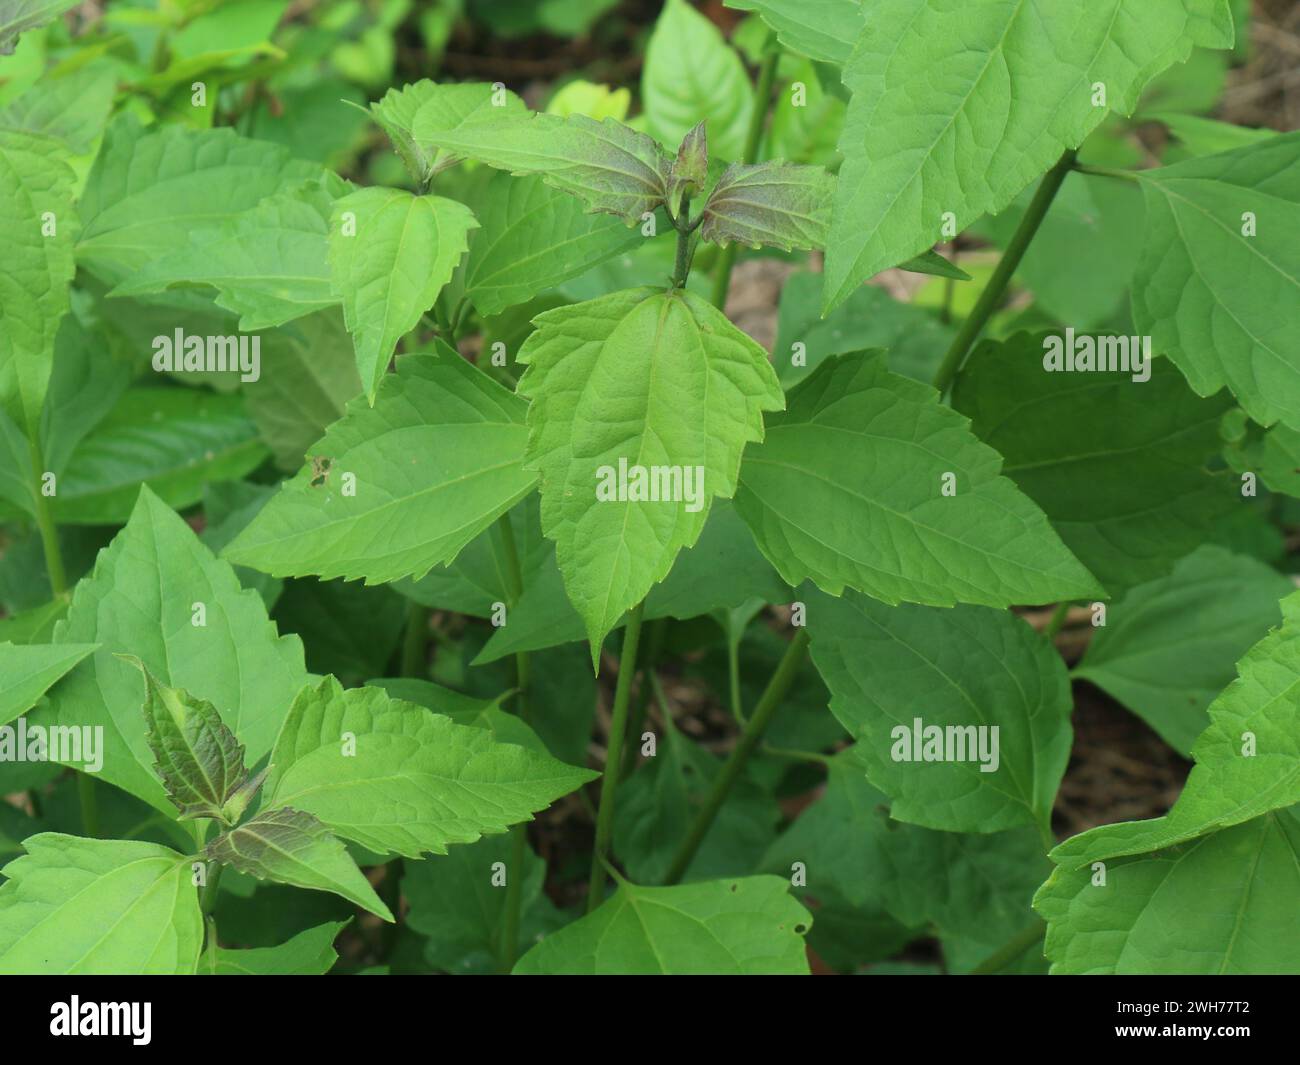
[700,161,834,252]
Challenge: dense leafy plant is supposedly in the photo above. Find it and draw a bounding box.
[0,0,1296,976]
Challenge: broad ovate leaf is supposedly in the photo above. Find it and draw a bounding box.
[642,0,752,163]
[463,172,646,318]
[224,347,536,584]
[823,0,1234,312]
[110,178,343,331]
[0,129,76,435]
[699,161,834,251]
[261,676,597,858]
[808,590,1071,836]
[0,834,202,974]
[951,333,1235,593]
[33,486,308,814]
[206,805,393,921]
[513,875,811,974]
[77,117,320,285]
[1131,133,1300,429]
[0,641,95,727]
[328,186,477,401]
[415,111,672,224]
[734,352,1101,608]
[1035,808,1300,974]
[516,287,784,659]
[48,387,269,525]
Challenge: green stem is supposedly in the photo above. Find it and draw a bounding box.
[77,773,99,839]
[491,510,533,966]
[931,148,1078,393]
[1072,162,1140,183]
[400,601,429,678]
[199,860,224,917]
[1044,601,1071,640]
[664,627,810,885]
[727,638,745,723]
[968,919,1046,974]
[498,825,526,972]
[622,616,667,778]
[585,601,646,913]
[710,37,781,310]
[28,437,66,596]
[491,512,530,721]
[671,193,694,288]
[761,743,834,767]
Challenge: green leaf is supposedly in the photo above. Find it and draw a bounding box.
[808,590,1071,836]
[33,485,308,814]
[1035,808,1300,974]
[244,309,363,470]
[0,641,95,727]
[1131,133,1300,429]
[370,79,526,185]
[773,270,956,388]
[328,186,477,401]
[110,178,343,331]
[517,287,784,658]
[735,352,1101,608]
[642,0,752,163]
[262,675,597,858]
[1051,590,1300,868]
[1155,112,1275,158]
[206,806,394,922]
[464,172,647,317]
[415,111,672,225]
[77,116,321,285]
[0,129,76,435]
[402,834,562,974]
[951,333,1235,593]
[0,62,115,154]
[0,834,202,974]
[118,657,252,823]
[666,121,708,215]
[700,161,834,251]
[1224,417,1300,499]
[224,347,536,584]
[207,920,347,975]
[475,501,788,663]
[761,749,1050,971]
[273,577,406,684]
[515,875,811,974]
[368,678,548,754]
[0,0,76,54]
[822,0,1234,313]
[48,387,269,525]
[1074,545,1292,755]
[724,0,865,64]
